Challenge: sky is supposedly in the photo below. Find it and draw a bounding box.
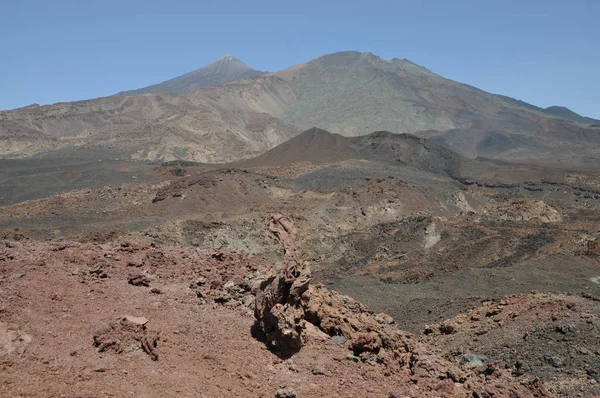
[1,0,598,118]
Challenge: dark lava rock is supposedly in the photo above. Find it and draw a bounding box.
[555,324,575,334]
[513,360,532,376]
[544,355,565,368]
[460,353,489,368]
[439,322,457,335]
[128,274,150,287]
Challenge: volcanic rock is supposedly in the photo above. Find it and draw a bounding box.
[254,214,311,355]
[92,316,159,360]
[275,387,297,398]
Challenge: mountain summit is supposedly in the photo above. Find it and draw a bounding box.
[115,55,264,96]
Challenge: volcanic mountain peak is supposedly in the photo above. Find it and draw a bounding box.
[115,55,264,96]
[208,54,255,70]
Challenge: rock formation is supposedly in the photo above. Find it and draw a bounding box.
[254,214,311,355]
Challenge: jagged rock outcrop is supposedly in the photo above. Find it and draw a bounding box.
[254,214,311,355]
[255,214,430,366]
[487,198,562,223]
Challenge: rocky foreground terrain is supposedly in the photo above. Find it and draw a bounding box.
[0,215,580,397]
[1,128,599,396]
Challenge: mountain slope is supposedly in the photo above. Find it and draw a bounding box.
[0,76,298,162]
[275,51,459,135]
[115,55,265,96]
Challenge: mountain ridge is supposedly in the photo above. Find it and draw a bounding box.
[1,50,599,166]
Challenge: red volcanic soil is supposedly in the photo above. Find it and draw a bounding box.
[0,231,554,398]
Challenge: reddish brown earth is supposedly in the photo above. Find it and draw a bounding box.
[0,219,559,398]
[1,130,600,396]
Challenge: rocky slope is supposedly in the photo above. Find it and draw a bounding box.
[0,216,557,397]
[423,292,600,397]
[0,76,298,162]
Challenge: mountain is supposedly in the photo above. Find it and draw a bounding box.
[243,127,360,166]
[1,51,599,166]
[114,55,265,96]
[272,51,600,164]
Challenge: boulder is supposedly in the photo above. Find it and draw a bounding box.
[275,387,297,398]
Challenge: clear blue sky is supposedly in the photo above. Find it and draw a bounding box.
[1,0,598,118]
